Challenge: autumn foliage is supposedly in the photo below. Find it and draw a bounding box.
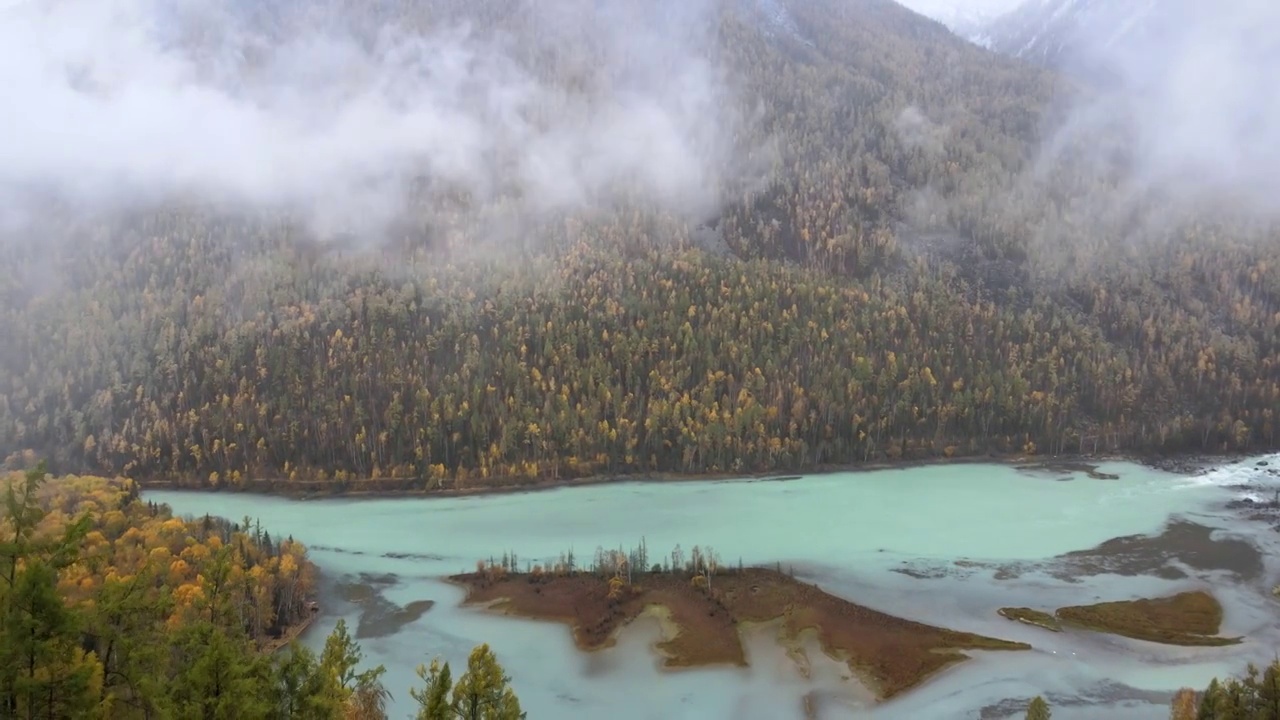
[1,465,521,718]
[0,0,1276,496]
[0,466,323,716]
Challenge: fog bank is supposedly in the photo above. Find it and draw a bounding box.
[0,0,765,238]
[1039,0,1280,217]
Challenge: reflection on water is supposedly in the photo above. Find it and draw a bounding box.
[147,454,1280,719]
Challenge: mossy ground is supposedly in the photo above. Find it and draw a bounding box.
[1000,591,1241,646]
[997,607,1062,632]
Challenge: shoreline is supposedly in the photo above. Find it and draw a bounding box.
[135,450,1262,502]
[263,607,320,654]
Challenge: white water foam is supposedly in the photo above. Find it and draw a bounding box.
[1183,454,1280,494]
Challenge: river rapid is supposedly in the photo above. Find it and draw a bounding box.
[147,455,1280,719]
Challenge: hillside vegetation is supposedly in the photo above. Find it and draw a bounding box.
[0,465,522,719]
[0,465,321,716]
[1,0,1277,493]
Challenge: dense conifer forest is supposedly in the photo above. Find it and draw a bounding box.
[3,3,1275,493]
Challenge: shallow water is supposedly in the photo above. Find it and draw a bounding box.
[147,454,1280,719]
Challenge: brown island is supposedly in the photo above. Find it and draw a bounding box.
[1000,590,1241,646]
[450,545,1029,700]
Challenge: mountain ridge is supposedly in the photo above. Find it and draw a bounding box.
[0,0,1276,490]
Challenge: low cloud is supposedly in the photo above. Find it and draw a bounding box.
[894,106,948,156]
[1039,0,1280,217]
[0,0,769,239]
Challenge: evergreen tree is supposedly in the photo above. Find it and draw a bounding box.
[0,464,101,719]
[271,643,334,720]
[449,644,525,720]
[167,621,274,720]
[5,558,103,719]
[1259,662,1280,719]
[411,659,453,720]
[319,618,387,716]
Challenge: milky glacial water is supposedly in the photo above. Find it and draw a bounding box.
[147,455,1280,719]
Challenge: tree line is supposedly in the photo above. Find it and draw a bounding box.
[3,228,1272,494]
[1026,659,1280,719]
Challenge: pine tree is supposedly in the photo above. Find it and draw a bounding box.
[410,658,453,720]
[4,559,103,719]
[272,643,334,719]
[1199,678,1226,719]
[318,618,387,714]
[0,463,102,719]
[1259,662,1280,720]
[1025,695,1051,720]
[449,644,525,720]
[167,621,273,720]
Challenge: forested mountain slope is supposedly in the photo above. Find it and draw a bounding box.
[0,0,1276,492]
